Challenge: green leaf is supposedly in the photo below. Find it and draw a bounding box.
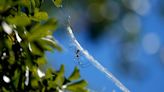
[34,0,42,8]
[52,0,62,8]
[2,87,10,92]
[54,64,65,86]
[8,51,15,64]
[36,39,54,52]
[6,14,31,26]
[31,0,36,8]
[12,69,20,88]
[41,87,45,92]
[41,37,62,51]
[68,80,88,88]
[35,56,47,65]
[47,80,58,89]
[21,0,31,7]
[45,68,54,79]
[30,42,44,55]
[68,67,80,81]
[31,79,39,88]
[33,11,48,21]
[30,66,39,77]
[0,0,88,91]
[28,18,57,41]
[67,80,88,92]
[0,0,14,13]
[29,38,61,54]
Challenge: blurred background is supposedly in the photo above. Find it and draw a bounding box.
[42,0,164,92]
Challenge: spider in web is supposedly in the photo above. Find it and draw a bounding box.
[74,49,90,68]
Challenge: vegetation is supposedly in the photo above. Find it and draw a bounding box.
[0,0,88,92]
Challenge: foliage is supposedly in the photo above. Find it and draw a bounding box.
[0,0,88,92]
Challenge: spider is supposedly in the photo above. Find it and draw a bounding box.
[74,49,90,68]
[75,49,80,58]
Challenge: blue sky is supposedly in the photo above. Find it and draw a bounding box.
[47,0,164,92]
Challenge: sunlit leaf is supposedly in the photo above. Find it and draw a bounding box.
[68,66,80,81]
[48,80,57,89]
[35,56,47,65]
[28,18,57,41]
[41,38,62,51]
[30,42,44,55]
[36,39,54,52]
[6,14,31,26]
[45,68,54,79]
[54,64,65,86]
[33,11,48,21]
[67,80,88,92]
[31,79,39,88]
[31,66,38,76]
[52,0,62,8]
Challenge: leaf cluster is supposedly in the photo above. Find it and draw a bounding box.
[0,0,88,92]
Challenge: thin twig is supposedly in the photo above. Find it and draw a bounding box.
[66,26,130,92]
